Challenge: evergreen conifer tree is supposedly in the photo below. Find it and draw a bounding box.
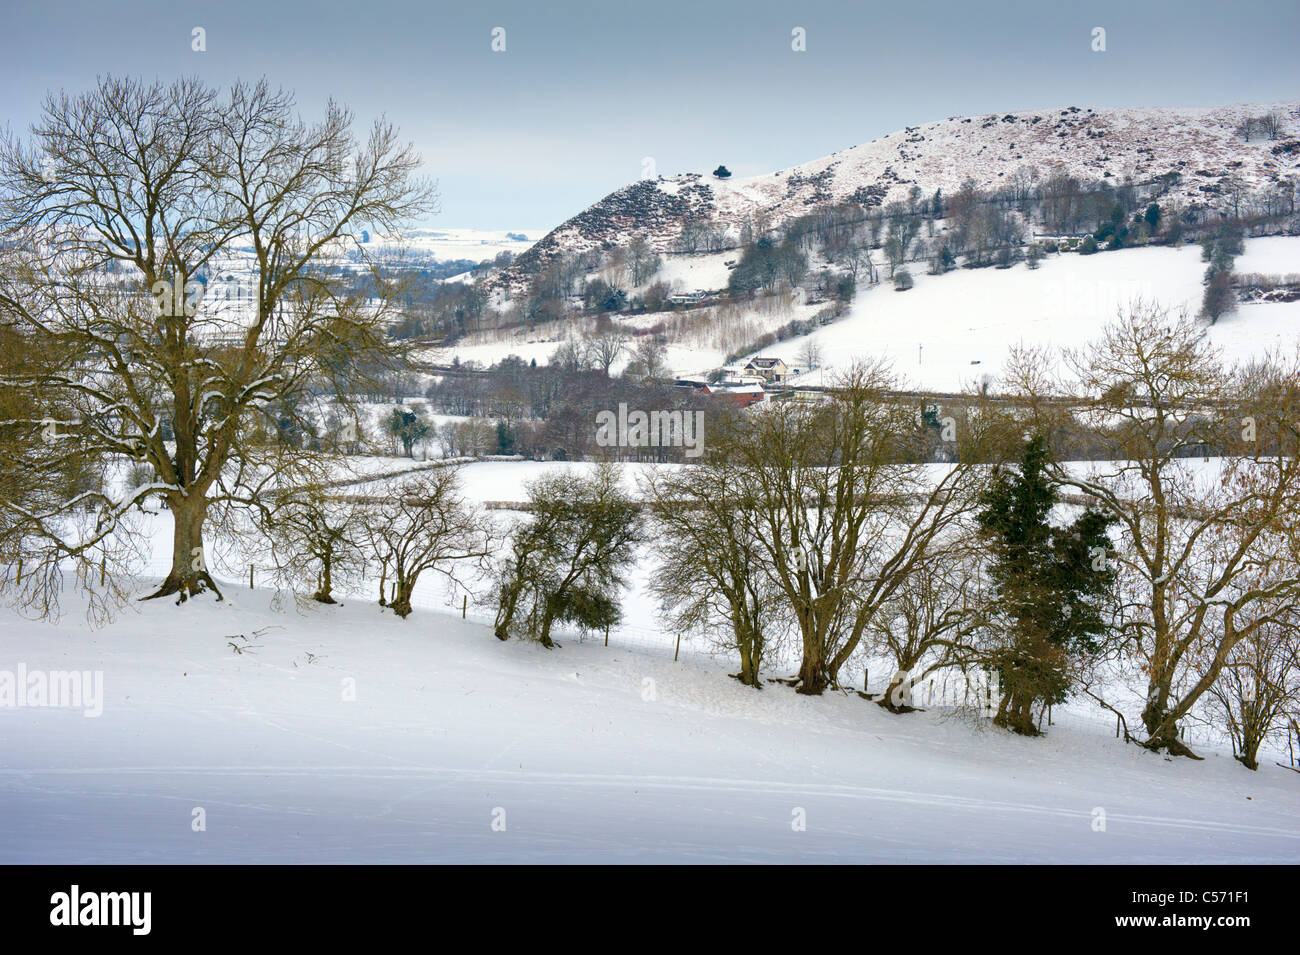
[976,435,1115,734]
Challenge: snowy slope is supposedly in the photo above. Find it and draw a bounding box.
[2,586,1297,863]
[497,102,1300,292]
[775,238,1300,393]
[1237,235,1300,276]
[428,236,1300,385]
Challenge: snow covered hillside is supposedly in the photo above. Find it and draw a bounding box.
[781,237,1300,393]
[2,586,1298,864]
[498,102,1300,291]
[427,236,1300,388]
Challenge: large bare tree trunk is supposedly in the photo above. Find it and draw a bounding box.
[494,578,524,640]
[144,494,220,601]
[879,672,917,713]
[1141,686,1201,758]
[734,615,764,687]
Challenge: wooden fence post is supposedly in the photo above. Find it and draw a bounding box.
[249,564,254,589]
[674,633,681,661]
[462,595,467,619]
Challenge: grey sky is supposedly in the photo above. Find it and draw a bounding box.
[2,0,1296,231]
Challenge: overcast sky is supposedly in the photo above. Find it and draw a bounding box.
[2,0,1297,231]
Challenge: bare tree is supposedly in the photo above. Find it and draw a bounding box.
[868,545,987,711]
[436,418,494,459]
[797,338,823,370]
[646,438,791,687]
[676,220,703,254]
[361,467,493,619]
[0,319,123,620]
[0,76,434,608]
[586,331,628,377]
[625,235,661,287]
[836,243,876,285]
[1008,305,1300,756]
[1260,111,1285,140]
[550,338,590,373]
[728,363,992,693]
[1203,611,1300,770]
[261,484,366,605]
[623,337,669,381]
[882,202,922,276]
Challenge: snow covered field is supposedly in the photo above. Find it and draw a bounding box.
[3,585,1298,864]
[4,450,1299,864]
[12,279,1300,863]
[1233,235,1300,276]
[783,238,1300,393]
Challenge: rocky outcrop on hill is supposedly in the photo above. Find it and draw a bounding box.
[488,102,1299,298]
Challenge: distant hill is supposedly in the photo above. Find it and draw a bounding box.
[490,102,1299,297]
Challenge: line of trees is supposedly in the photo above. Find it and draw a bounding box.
[7,285,1300,767]
[222,302,1300,768]
[638,305,1300,766]
[423,348,736,463]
